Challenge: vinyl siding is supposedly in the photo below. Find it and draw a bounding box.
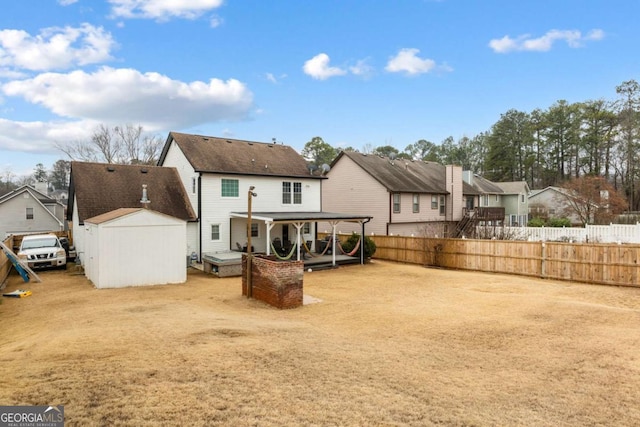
[160,141,200,255]
[200,174,322,254]
[321,155,388,235]
[0,191,63,238]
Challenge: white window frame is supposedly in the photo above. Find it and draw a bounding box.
[282,181,302,205]
[393,193,401,213]
[211,224,220,241]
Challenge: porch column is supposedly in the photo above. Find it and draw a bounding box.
[266,221,275,255]
[292,222,304,261]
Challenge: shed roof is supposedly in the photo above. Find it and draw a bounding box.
[68,162,197,224]
[86,207,186,225]
[159,132,321,179]
[334,151,478,195]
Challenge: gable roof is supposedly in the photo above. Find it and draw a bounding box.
[159,132,321,179]
[0,185,64,227]
[67,162,197,224]
[332,151,478,195]
[466,174,504,194]
[0,185,58,204]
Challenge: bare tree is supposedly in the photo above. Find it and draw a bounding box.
[56,124,163,165]
[560,176,628,225]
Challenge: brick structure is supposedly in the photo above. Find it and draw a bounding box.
[241,254,304,309]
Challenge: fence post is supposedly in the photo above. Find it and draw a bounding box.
[540,242,546,279]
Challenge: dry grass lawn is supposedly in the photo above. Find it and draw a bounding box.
[1,260,640,426]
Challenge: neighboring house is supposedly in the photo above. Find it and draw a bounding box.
[67,162,197,264]
[494,181,530,226]
[158,132,365,259]
[0,185,66,238]
[462,172,530,226]
[321,151,479,237]
[528,186,582,226]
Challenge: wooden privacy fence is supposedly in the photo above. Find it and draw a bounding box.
[1,235,13,287]
[331,233,640,288]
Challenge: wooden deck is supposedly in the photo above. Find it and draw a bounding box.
[198,251,360,276]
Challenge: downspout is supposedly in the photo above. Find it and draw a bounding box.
[361,217,371,265]
[387,191,392,235]
[198,173,202,262]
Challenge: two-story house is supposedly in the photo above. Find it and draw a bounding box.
[157,132,371,261]
[462,172,530,226]
[320,151,478,237]
[0,185,66,238]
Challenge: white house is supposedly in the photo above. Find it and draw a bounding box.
[158,132,333,259]
[84,208,187,288]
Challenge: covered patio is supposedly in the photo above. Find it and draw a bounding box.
[229,211,372,268]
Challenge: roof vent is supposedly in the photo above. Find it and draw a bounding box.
[140,184,151,208]
[107,166,115,172]
[248,142,254,146]
[140,168,148,174]
[226,140,232,143]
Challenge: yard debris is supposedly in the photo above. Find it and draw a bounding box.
[2,289,32,298]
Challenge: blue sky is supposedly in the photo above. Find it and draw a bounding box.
[1,0,639,178]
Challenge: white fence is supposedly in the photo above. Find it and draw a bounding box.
[479,223,640,244]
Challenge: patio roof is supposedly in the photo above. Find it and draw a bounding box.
[229,211,372,223]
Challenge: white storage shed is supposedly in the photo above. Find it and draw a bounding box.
[84,208,187,289]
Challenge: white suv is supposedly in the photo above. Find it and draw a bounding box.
[18,234,67,270]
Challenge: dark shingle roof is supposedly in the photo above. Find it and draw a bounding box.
[67,162,196,223]
[160,132,320,178]
[335,151,478,194]
[468,174,504,194]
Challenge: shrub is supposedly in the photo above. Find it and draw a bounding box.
[340,232,377,258]
[528,217,546,227]
[547,217,572,227]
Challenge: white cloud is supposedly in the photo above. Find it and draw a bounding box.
[385,48,437,75]
[1,67,254,130]
[58,0,79,5]
[489,28,605,53]
[0,24,115,71]
[349,59,374,78]
[209,14,224,28]
[0,118,97,153]
[303,53,347,80]
[109,0,224,21]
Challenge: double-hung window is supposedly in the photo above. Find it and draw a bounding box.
[392,193,401,213]
[211,224,220,241]
[282,182,302,204]
[439,196,446,216]
[26,207,34,220]
[247,223,259,238]
[413,194,420,213]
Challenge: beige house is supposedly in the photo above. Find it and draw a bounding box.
[0,185,66,238]
[321,151,478,237]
